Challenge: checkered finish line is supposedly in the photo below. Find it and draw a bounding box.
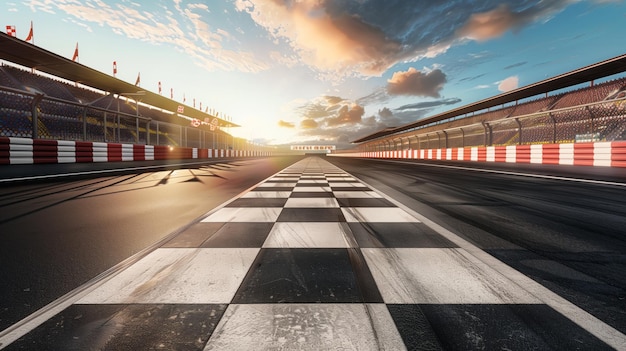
[2,157,615,350]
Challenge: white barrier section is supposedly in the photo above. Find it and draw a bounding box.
[594,142,612,167]
[57,140,76,163]
[122,144,133,161]
[559,144,574,165]
[145,145,155,161]
[530,144,543,164]
[506,145,516,163]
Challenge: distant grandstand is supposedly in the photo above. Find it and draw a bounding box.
[352,54,626,152]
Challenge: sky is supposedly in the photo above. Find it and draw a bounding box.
[3,0,626,148]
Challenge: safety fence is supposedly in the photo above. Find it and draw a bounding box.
[0,137,274,165]
[357,98,626,153]
[329,141,626,168]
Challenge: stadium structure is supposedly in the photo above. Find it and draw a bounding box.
[333,54,626,168]
[0,30,625,167]
[0,32,279,164]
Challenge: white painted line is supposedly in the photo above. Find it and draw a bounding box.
[201,207,282,222]
[205,304,406,350]
[341,207,421,223]
[284,198,339,208]
[363,248,539,304]
[241,191,291,198]
[387,159,626,187]
[0,160,235,183]
[263,222,350,248]
[77,248,259,304]
[333,191,382,199]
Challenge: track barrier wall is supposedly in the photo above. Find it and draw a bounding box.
[329,141,626,168]
[0,137,274,165]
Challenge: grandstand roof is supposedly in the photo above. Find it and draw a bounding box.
[353,53,626,143]
[0,32,238,128]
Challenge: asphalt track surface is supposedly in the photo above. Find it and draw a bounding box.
[0,156,625,349]
[324,157,626,335]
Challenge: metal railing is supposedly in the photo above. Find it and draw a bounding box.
[0,86,265,152]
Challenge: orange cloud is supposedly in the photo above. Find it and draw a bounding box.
[300,119,319,129]
[239,0,402,76]
[498,76,519,92]
[457,4,518,41]
[387,67,447,98]
[278,120,295,128]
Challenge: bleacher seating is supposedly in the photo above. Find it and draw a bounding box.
[1,60,624,149]
[3,66,77,101]
[510,96,558,117]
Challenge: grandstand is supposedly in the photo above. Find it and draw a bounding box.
[352,54,626,152]
[0,31,255,155]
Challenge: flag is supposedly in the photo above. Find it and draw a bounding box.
[6,25,16,37]
[158,81,162,94]
[113,61,117,76]
[25,21,33,42]
[134,72,140,86]
[183,93,186,103]
[170,88,173,99]
[72,43,79,62]
[193,98,196,108]
[199,102,202,110]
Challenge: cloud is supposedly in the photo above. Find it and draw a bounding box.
[237,0,578,79]
[293,94,431,146]
[300,119,319,129]
[325,104,364,126]
[278,120,295,128]
[498,76,519,92]
[387,67,447,98]
[395,98,462,111]
[504,61,527,70]
[28,0,268,73]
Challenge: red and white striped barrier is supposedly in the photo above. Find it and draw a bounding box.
[0,137,272,165]
[329,141,626,168]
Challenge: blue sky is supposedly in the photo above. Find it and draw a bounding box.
[3,0,626,147]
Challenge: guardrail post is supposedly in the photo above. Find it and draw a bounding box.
[482,122,492,146]
[30,93,44,139]
[146,121,151,145]
[81,106,88,141]
[515,118,522,145]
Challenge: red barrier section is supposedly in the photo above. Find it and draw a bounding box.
[516,145,531,163]
[477,147,487,162]
[75,141,93,162]
[0,137,10,164]
[542,144,560,164]
[451,148,458,160]
[32,139,57,163]
[107,143,123,162]
[198,149,209,158]
[612,141,626,168]
[133,144,145,161]
[574,142,594,166]
[153,145,169,160]
[463,148,472,161]
[494,146,506,163]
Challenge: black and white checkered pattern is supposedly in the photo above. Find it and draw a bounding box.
[3,157,613,350]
